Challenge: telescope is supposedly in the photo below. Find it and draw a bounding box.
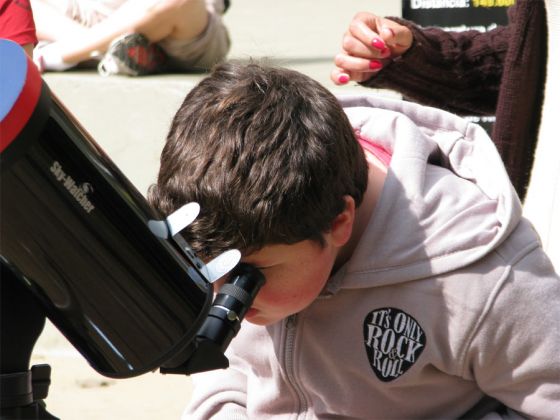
[0,39,264,419]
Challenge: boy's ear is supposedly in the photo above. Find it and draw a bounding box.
[328,195,356,247]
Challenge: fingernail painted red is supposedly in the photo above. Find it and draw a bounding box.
[371,38,386,50]
[338,74,350,84]
[369,60,383,70]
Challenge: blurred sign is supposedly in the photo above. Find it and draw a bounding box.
[402,0,513,134]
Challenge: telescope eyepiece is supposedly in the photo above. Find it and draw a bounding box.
[213,263,265,322]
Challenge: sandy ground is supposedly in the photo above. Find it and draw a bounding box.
[31,322,193,419]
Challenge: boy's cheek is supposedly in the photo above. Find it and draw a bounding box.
[255,286,303,310]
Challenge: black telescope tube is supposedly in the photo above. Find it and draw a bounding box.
[0,40,213,379]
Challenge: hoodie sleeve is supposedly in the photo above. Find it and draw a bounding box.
[360,17,510,116]
[184,356,249,420]
[463,245,560,418]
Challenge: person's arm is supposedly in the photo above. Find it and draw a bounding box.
[464,245,560,417]
[184,323,267,419]
[332,12,510,116]
[185,355,249,420]
[363,19,509,116]
[185,320,274,419]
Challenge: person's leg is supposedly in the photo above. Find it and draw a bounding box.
[156,1,230,72]
[102,0,209,44]
[30,0,89,42]
[35,0,208,65]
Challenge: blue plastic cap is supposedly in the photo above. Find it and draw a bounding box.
[0,39,29,123]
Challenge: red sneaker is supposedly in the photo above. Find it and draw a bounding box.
[98,33,168,76]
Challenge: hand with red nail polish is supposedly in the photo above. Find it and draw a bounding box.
[330,12,412,86]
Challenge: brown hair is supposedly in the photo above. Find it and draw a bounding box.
[148,62,367,259]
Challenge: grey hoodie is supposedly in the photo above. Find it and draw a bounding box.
[185,95,560,419]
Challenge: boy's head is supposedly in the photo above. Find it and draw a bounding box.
[148,62,368,260]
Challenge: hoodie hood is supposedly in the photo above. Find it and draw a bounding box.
[333,94,523,290]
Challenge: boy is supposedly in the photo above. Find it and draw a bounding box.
[148,63,560,418]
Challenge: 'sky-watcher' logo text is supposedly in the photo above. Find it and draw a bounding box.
[50,161,95,214]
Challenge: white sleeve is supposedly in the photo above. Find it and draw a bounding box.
[465,247,560,419]
[183,351,249,420]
